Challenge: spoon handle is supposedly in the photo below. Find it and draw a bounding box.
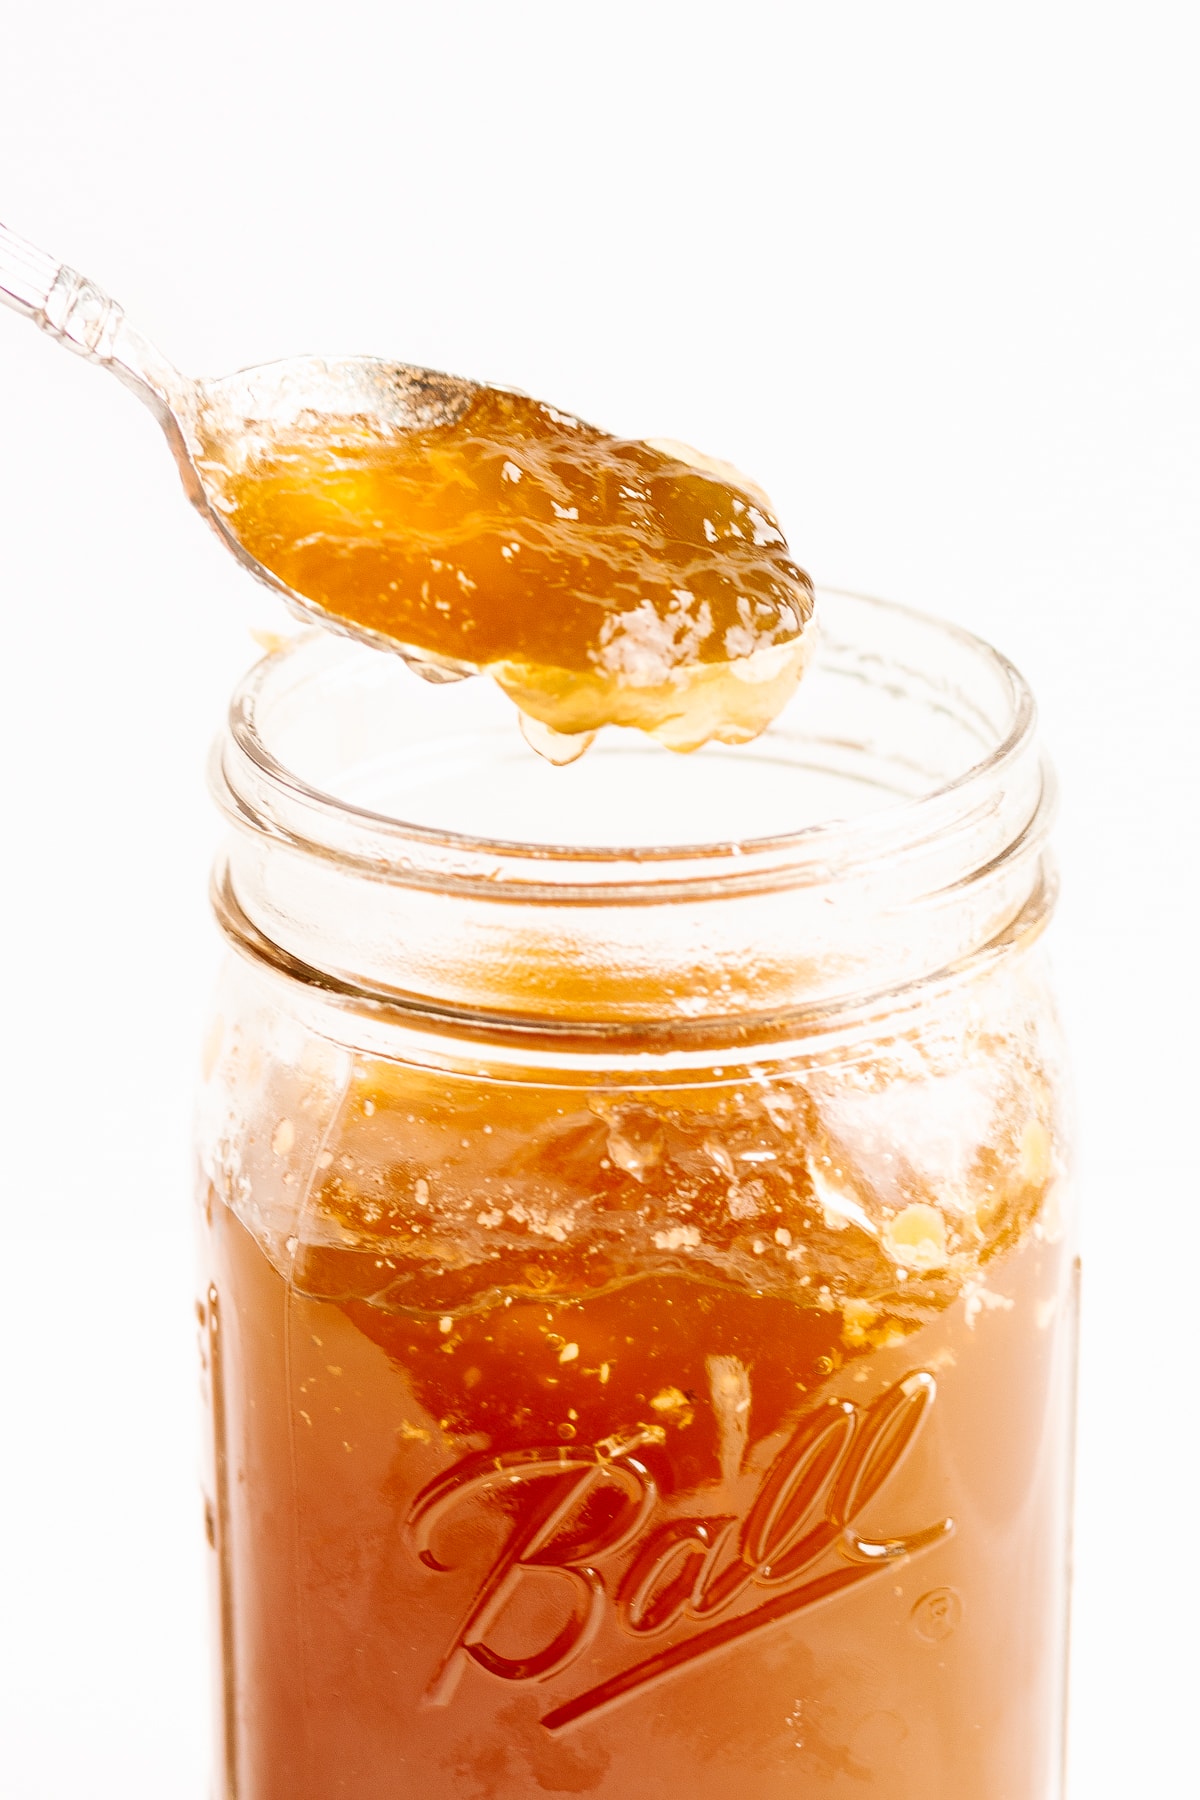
[0,221,63,318]
[0,220,185,422]
[0,220,129,353]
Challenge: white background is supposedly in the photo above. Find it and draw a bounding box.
[1,3,1196,1794]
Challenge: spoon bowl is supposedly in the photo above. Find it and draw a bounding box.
[190,356,485,671]
[1,220,818,749]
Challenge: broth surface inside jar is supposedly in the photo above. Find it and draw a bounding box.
[197,387,816,758]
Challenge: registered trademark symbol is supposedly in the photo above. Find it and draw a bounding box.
[911,1586,963,1642]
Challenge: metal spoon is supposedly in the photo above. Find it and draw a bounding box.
[0,218,481,678]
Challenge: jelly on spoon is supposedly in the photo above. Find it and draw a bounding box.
[0,221,816,754]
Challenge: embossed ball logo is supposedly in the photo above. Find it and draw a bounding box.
[405,1369,953,1731]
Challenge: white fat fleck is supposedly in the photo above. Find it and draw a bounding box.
[653,1224,702,1251]
[744,505,783,546]
[594,597,714,686]
[501,460,523,482]
[508,1199,572,1242]
[727,1182,761,1221]
[962,1280,1015,1329]
[723,623,759,660]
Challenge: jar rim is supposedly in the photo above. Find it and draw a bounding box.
[216,587,1045,904]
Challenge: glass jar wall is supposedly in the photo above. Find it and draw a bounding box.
[196,591,1076,1800]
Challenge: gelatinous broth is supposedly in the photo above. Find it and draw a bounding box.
[199,990,1075,1800]
[198,390,816,754]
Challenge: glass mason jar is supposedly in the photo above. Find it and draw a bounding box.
[196,589,1076,1800]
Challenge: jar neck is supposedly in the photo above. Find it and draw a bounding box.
[210,590,1055,1039]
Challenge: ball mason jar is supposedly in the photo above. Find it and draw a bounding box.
[196,589,1076,1800]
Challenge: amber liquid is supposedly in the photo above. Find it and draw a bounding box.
[198,390,816,751]
[199,1035,1075,1799]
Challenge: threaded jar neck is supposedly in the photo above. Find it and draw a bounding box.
[210,589,1054,1045]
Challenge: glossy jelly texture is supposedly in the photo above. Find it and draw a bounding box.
[198,389,816,751]
[198,981,1075,1800]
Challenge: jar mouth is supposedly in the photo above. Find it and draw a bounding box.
[214,588,1048,905]
[212,588,1054,1029]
